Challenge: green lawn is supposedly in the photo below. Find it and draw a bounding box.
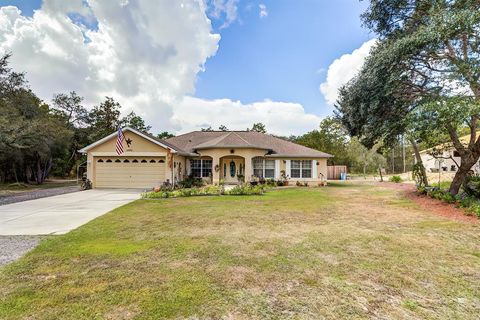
[1,183,479,319]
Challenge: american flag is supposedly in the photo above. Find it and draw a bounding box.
[115,127,125,155]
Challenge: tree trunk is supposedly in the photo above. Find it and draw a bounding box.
[378,166,383,182]
[449,157,477,195]
[409,137,428,186]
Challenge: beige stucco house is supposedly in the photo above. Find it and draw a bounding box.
[79,127,333,188]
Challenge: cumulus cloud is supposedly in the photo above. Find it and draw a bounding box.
[0,0,219,130]
[259,4,268,18]
[0,0,320,136]
[319,39,377,106]
[173,96,322,136]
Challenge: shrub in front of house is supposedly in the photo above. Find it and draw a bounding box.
[224,184,265,195]
[142,185,221,199]
[142,184,266,198]
[177,175,205,188]
[389,175,402,183]
[462,175,480,198]
[265,179,276,187]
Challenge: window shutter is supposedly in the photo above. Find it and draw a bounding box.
[312,160,317,179]
[275,160,280,179]
[285,160,291,177]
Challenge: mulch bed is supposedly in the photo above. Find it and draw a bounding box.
[380,182,479,224]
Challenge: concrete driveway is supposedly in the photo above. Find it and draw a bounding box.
[0,189,141,235]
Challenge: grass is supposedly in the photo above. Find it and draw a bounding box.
[432,180,453,190]
[0,180,77,197]
[1,183,480,319]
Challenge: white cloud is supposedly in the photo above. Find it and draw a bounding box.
[319,39,377,106]
[0,0,321,136]
[174,96,322,136]
[207,0,239,28]
[259,4,268,18]
[0,0,220,131]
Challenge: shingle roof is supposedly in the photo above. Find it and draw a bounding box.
[165,131,333,158]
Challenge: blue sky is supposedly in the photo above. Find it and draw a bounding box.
[199,0,373,116]
[0,0,375,134]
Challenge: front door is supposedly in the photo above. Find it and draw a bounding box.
[223,159,244,184]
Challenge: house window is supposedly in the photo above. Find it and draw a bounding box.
[291,160,312,178]
[252,157,276,178]
[202,159,212,177]
[190,159,212,178]
[291,160,301,178]
[253,158,264,177]
[265,160,275,178]
[301,160,312,178]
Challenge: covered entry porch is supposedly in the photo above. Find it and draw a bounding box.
[219,156,245,184]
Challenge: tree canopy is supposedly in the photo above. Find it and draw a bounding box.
[336,0,480,194]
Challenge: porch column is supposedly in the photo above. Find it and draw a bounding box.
[244,156,253,182]
[212,156,221,185]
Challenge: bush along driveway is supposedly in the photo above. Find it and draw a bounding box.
[1,183,479,319]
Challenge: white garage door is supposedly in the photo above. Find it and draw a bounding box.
[94,157,166,188]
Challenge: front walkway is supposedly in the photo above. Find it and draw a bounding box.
[0,189,141,235]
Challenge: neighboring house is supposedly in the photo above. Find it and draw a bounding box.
[79,127,333,188]
[416,135,480,173]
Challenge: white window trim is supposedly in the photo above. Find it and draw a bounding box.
[290,160,314,179]
[275,160,281,179]
[190,159,212,178]
[253,158,276,179]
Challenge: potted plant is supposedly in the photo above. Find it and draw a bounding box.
[280,170,290,186]
[237,173,245,183]
[250,175,259,186]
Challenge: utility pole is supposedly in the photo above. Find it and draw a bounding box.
[402,135,406,173]
[392,147,395,174]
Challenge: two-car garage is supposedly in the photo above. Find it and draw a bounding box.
[80,127,176,189]
[94,157,166,188]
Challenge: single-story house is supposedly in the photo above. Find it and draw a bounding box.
[416,134,480,173]
[79,127,333,188]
